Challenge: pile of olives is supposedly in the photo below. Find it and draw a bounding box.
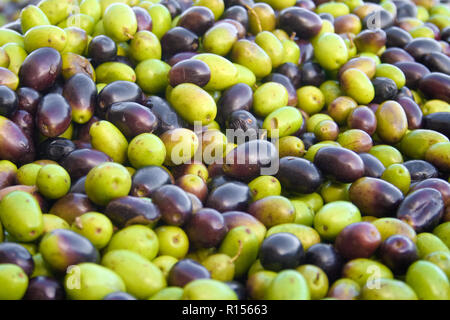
[0,0,449,301]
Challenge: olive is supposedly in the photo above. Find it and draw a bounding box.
[206,181,251,213]
[422,52,450,75]
[404,38,442,62]
[217,83,253,125]
[299,62,326,87]
[106,102,158,139]
[385,26,413,48]
[276,157,323,194]
[403,160,439,183]
[152,185,192,226]
[19,47,62,92]
[278,7,322,39]
[346,106,377,136]
[103,292,137,300]
[335,222,381,260]
[36,94,72,138]
[88,35,117,64]
[16,87,41,115]
[168,259,211,287]
[394,0,417,19]
[397,188,444,233]
[0,243,34,276]
[223,6,249,30]
[276,62,302,88]
[396,97,423,130]
[305,243,344,283]
[259,233,304,272]
[394,61,430,90]
[97,81,143,118]
[60,149,111,181]
[371,77,398,103]
[379,235,418,275]
[264,73,298,107]
[168,59,211,88]
[0,85,18,117]
[359,153,386,179]
[161,27,199,58]
[411,179,450,207]
[226,110,259,142]
[146,95,187,134]
[362,9,394,30]
[381,48,414,65]
[23,276,65,300]
[314,147,364,183]
[176,174,208,202]
[105,196,161,229]
[185,208,227,248]
[419,73,450,103]
[423,112,450,138]
[11,110,34,139]
[178,6,215,36]
[49,193,96,224]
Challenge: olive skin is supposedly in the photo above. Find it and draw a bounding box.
[161,27,199,58]
[177,6,215,36]
[346,106,377,136]
[259,233,304,272]
[152,185,192,226]
[49,193,97,224]
[39,229,99,273]
[349,177,404,218]
[222,211,267,245]
[359,153,386,179]
[106,102,158,139]
[314,147,364,183]
[411,179,450,207]
[105,196,161,229]
[248,196,296,228]
[276,157,323,194]
[38,138,76,163]
[0,116,35,165]
[168,259,211,287]
[305,243,344,283]
[379,235,418,275]
[335,222,381,260]
[60,149,112,181]
[168,59,211,88]
[23,276,65,300]
[185,208,228,248]
[131,165,174,198]
[381,48,414,65]
[36,94,72,138]
[88,35,117,64]
[133,7,153,32]
[217,83,253,125]
[419,73,450,103]
[103,292,137,300]
[403,160,438,183]
[19,47,62,92]
[299,62,326,87]
[278,7,322,39]
[396,97,423,130]
[63,73,96,125]
[16,87,41,115]
[276,62,302,88]
[0,243,34,276]
[11,110,34,139]
[223,140,278,182]
[423,113,450,139]
[146,96,187,135]
[372,77,398,103]
[97,81,143,118]
[397,188,444,233]
[226,110,259,140]
[0,85,18,117]
[404,38,442,62]
[394,62,430,90]
[264,73,298,107]
[206,182,252,213]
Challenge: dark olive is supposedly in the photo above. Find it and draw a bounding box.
[372,77,398,103]
[61,149,112,181]
[152,185,192,226]
[381,48,414,64]
[132,6,153,32]
[160,0,182,18]
[103,292,137,300]
[185,208,228,248]
[226,110,259,143]
[349,177,404,217]
[19,47,62,92]
[88,35,117,64]
[260,233,304,272]
[206,181,251,213]
[217,83,253,125]
[167,52,198,66]
[146,95,187,134]
[70,177,87,194]
[393,0,417,19]
[131,165,174,198]
[276,62,302,88]
[177,6,215,36]
[278,7,322,39]
[300,132,317,150]
[346,106,377,136]
[10,109,34,139]
[419,72,450,103]
[38,138,76,162]
[207,175,233,190]
[410,178,450,208]
[394,61,430,90]
[63,73,97,125]
[0,85,17,117]
[403,160,439,183]
[226,281,246,300]
[105,196,161,228]
[299,62,326,87]
[276,157,323,194]
[404,38,442,62]
[97,81,143,118]
[23,276,65,300]
[168,259,210,287]
[396,97,423,130]
[378,235,418,275]
[359,153,386,178]
[36,93,71,138]
[305,243,344,283]
[106,102,158,139]
[335,222,381,260]
[297,39,314,65]
[397,188,444,233]
[423,52,450,76]
[49,193,97,224]
[0,243,34,276]
[168,59,211,88]
[314,147,364,183]
[16,87,41,115]
[362,9,394,30]
[223,5,249,30]
[423,112,450,139]
[161,27,199,58]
